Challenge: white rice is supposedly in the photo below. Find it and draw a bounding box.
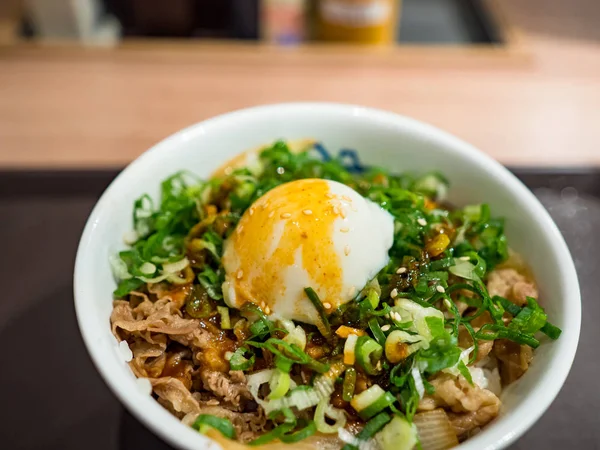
[118,340,133,362]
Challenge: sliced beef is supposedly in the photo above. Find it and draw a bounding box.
[129,339,167,378]
[486,268,538,306]
[181,405,269,444]
[493,339,533,384]
[418,373,500,438]
[199,369,253,411]
[151,377,201,417]
[111,298,199,339]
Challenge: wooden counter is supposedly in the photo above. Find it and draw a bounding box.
[1,2,599,169]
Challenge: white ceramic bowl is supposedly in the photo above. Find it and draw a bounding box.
[74,103,581,450]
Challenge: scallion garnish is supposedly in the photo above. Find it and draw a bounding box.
[342,367,357,402]
[368,317,387,345]
[245,338,330,373]
[279,420,317,443]
[192,414,236,440]
[355,336,383,375]
[304,287,331,337]
[229,347,255,371]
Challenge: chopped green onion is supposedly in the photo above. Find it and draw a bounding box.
[342,367,357,402]
[197,267,223,300]
[541,322,562,340]
[496,295,521,316]
[358,391,396,420]
[280,420,317,443]
[185,285,215,319]
[263,385,326,415]
[192,414,235,440]
[341,412,393,450]
[355,336,383,375]
[248,422,295,446]
[476,324,540,348]
[368,317,387,345]
[304,287,331,337]
[462,321,479,364]
[229,347,255,371]
[248,319,271,338]
[375,415,418,450]
[113,278,144,298]
[367,288,380,309]
[268,369,291,400]
[217,306,231,329]
[242,303,276,339]
[246,338,330,373]
[351,385,386,414]
[457,361,473,385]
[315,399,347,433]
[274,355,294,373]
[344,334,358,365]
[516,297,547,331]
[497,295,562,339]
[358,412,392,440]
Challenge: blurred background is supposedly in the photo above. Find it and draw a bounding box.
[0,0,599,168]
[0,1,599,450]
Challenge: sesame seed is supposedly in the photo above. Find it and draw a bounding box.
[342,195,352,202]
[348,286,356,297]
[237,225,244,234]
[268,211,274,218]
[395,312,403,322]
[303,209,313,215]
[236,270,244,279]
[333,206,340,215]
[281,212,292,219]
[323,302,332,309]
[340,227,350,233]
[375,361,382,371]
[224,167,233,175]
[249,208,255,216]
[436,285,446,293]
[326,193,334,199]
[277,166,285,175]
[265,306,271,315]
[224,351,233,361]
[381,325,391,332]
[417,218,428,226]
[390,288,398,299]
[340,209,347,218]
[459,256,470,261]
[396,267,407,274]
[385,313,391,319]
[344,245,351,256]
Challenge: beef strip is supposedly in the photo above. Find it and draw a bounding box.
[418,373,500,439]
[111,298,199,339]
[486,268,538,307]
[199,369,254,411]
[179,404,269,444]
[493,339,533,384]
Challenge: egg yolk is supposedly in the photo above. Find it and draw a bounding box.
[222,179,348,317]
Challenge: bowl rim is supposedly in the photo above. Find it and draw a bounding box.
[74,102,581,450]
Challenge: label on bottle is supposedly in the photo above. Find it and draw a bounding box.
[320,0,390,27]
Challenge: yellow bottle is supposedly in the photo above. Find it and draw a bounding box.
[316,0,400,44]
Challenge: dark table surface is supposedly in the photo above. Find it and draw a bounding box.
[1,169,599,450]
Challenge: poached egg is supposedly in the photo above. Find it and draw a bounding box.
[222,178,394,327]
